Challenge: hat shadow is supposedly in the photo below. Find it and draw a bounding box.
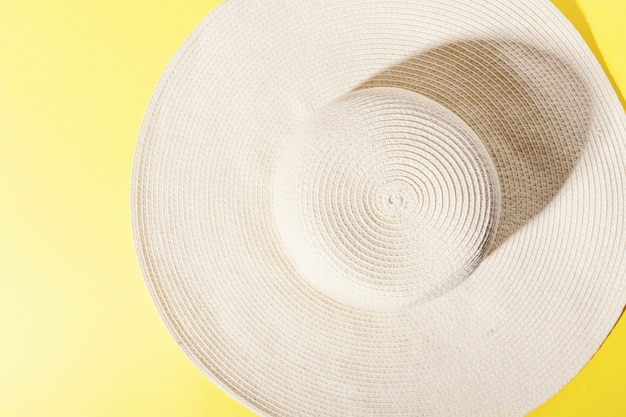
[355,39,593,255]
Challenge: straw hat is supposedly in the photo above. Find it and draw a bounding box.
[131,0,626,415]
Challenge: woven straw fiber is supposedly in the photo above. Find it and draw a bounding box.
[131,0,626,415]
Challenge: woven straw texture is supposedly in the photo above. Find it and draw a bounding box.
[131,0,626,415]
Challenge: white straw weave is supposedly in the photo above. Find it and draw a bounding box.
[131,0,626,415]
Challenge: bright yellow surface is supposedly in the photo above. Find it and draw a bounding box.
[0,1,623,416]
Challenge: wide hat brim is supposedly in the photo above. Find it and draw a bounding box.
[131,0,626,415]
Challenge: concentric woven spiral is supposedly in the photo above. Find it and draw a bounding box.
[131,0,626,416]
[274,87,500,309]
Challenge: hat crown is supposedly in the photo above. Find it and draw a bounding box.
[273,87,501,310]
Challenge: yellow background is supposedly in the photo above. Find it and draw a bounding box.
[0,0,624,415]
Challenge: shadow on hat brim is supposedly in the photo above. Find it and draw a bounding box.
[357,38,593,256]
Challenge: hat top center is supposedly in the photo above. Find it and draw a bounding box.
[273,87,500,310]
